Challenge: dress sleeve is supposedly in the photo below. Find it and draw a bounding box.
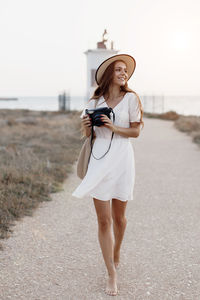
[128,93,141,123]
[80,99,96,119]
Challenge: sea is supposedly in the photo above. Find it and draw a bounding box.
[0,95,200,116]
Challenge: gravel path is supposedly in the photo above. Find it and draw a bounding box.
[1,117,200,300]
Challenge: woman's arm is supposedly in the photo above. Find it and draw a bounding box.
[100,114,141,138]
[114,122,141,138]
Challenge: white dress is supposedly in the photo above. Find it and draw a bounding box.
[72,92,141,202]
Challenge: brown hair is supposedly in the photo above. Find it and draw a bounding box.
[90,60,144,129]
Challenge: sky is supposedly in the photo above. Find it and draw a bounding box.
[0,0,200,97]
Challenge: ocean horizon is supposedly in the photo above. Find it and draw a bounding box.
[0,95,200,116]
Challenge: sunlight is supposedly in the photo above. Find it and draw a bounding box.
[170,31,190,52]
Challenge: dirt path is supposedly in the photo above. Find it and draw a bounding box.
[1,118,200,300]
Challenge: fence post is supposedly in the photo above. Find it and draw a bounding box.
[152,95,155,113]
[162,95,164,113]
[58,91,70,111]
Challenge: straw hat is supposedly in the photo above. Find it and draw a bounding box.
[95,54,136,85]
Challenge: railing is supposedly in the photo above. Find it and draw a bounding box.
[140,95,165,114]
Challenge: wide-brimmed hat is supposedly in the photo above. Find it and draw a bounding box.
[95,54,136,85]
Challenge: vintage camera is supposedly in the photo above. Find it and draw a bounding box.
[85,107,113,127]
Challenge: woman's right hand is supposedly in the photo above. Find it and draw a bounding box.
[81,115,96,138]
[82,115,92,128]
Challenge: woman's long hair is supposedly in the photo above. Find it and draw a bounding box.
[90,60,144,128]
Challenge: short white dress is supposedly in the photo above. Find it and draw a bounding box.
[72,92,141,202]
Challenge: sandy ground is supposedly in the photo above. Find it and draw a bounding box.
[0,117,200,300]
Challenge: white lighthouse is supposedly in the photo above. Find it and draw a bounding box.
[84,30,119,102]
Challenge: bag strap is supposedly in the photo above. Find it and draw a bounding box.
[86,99,98,165]
[90,109,115,160]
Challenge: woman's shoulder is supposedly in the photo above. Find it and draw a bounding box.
[87,98,96,103]
[89,96,105,107]
[88,96,103,102]
[126,91,140,102]
[86,98,97,105]
[85,97,103,109]
[125,91,138,98]
[125,92,140,110]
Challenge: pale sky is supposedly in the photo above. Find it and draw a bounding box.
[0,0,200,97]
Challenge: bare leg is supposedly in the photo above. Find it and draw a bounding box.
[112,199,128,268]
[93,198,118,296]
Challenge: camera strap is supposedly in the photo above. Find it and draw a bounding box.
[90,109,115,160]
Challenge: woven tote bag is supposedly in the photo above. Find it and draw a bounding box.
[76,100,97,179]
[77,133,96,179]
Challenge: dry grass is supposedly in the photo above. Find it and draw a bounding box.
[144,110,180,121]
[0,109,82,246]
[174,115,200,147]
[145,111,200,148]
[174,115,200,132]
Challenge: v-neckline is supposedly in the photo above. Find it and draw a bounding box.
[102,93,127,110]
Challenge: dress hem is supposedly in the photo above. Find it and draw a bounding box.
[72,192,133,202]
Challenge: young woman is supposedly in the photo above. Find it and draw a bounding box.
[72,54,144,296]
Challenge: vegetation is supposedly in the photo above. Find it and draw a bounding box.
[0,109,82,247]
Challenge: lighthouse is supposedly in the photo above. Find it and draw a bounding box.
[84,29,118,102]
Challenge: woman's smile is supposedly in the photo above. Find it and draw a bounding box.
[113,61,128,85]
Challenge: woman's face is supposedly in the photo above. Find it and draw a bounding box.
[112,61,128,86]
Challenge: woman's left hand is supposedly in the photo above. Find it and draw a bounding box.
[100,114,116,132]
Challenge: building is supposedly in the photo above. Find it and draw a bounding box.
[84,29,119,102]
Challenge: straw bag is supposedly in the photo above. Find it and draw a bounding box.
[77,132,96,179]
[77,100,97,179]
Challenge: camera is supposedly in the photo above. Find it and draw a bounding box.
[85,107,113,127]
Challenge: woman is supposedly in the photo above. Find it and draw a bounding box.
[72,54,144,296]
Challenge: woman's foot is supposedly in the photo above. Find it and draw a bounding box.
[105,272,118,296]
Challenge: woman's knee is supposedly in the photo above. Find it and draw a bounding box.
[98,216,112,232]
[113,215,127,228]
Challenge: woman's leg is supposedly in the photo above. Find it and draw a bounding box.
[112,199,128,268]
[93,198,118,296]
